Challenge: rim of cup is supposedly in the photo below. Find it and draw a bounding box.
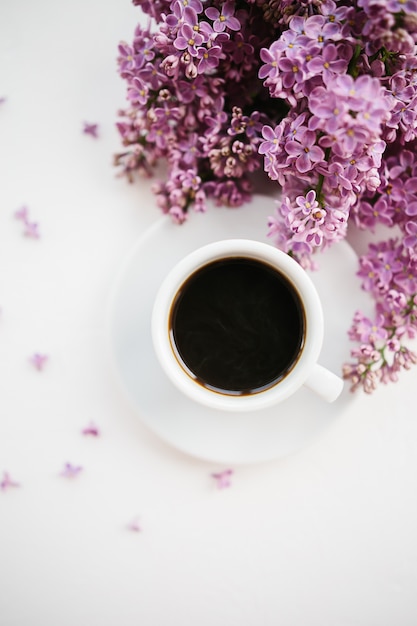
[151,239,324,412]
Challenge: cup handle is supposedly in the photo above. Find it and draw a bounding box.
[303,363,344,403]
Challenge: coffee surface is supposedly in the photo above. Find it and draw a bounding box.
[169,257,304,395]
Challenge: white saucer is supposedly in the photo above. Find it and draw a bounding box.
[106,195,371,465]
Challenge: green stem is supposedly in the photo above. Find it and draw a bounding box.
[315,173,325,205]
[347,43,362,78]
[315,147,331,206]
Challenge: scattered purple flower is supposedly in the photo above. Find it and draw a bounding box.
[23,221,40,239]
[29,353,48,371]
[81,422,100,437]
[60,463,83,479]
[14,206,40,239]
[83,122,99,138]
[211,469,233,489]
[1,471,20,492]
[14,206,29,222]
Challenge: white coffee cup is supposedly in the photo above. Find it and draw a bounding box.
[151,239,344,412]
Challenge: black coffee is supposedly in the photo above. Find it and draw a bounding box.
[169,257,305,395]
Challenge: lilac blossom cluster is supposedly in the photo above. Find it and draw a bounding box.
[116,0,417,393]
[344,239,417,392]
[115,0,279,220]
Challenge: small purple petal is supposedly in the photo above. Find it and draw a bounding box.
[406,201,417,217]
[285,141,302,157]
[296,152,311,173]
[308,145,325,163]
[205,7,220,20]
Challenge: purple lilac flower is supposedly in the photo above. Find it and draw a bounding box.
[307,44,348,81]
[387,95,417,143]
[60,463,83,479]
[348,311,388,345]
[259,125,283,154]
[205,2,240,33]
[196,45,223,73]
[127,77,149,105]
[386,0,417,11]
[176,132,202,164]
[132,30,155,68]
[391,176,417,204]
[174,23,204,56]
[14,206,41,239]
[223,31,254,65]
[322,161,353,192]
[284,131,325,173]
[296,190,321,216]
[404,220,417,249]
[259,44,281,83]
[329,74,378,111]
[14,206,29,222]
[29,353,48,371]
[357,198,395,231]
[320,0,350,23]
[164,1,184,29]
[278,56,306,91]
[176,75,207,103]
[118,42,138,75]
[137,61,166,90]
[81,422,100,437]
[1,471,20,491]
[301,15,343,48]
[211,469,233,489]
[83,122,99,138]
[388,149,417,179]
[23,221,40,239]
[344,236,417,391]
[175,0,203,14]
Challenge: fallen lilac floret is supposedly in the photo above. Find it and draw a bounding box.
[81,422,100,437]
[14,206,29,222]
[29,353,48,371]
[23,221,40,239]
[83,122,99,138]
[1,471,20,491]
[60,463,83,479]
[14,206,40,239]
[211,469,233,489]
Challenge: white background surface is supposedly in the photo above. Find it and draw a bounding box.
[1,1,417,625]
